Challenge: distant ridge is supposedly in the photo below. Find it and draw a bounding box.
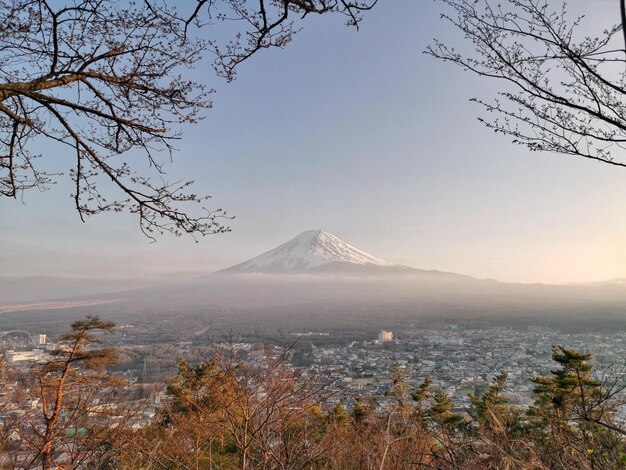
[219,230,471,279]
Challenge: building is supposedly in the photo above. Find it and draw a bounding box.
[6,349,48,364]
[378,330,393,342]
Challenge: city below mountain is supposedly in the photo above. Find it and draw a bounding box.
[219,230,468,279]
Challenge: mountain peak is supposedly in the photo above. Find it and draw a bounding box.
[220,230,396,274]
[296,229,325,239]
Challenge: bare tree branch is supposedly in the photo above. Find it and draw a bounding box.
[1,0,376,239]
[428,0,626,169]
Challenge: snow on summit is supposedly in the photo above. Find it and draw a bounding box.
[220,230,397,274]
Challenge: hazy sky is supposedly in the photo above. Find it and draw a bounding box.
[2,0,626,284]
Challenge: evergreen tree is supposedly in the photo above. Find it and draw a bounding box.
[529,346,626,469]
[429,388,465,431]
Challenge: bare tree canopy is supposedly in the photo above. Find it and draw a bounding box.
[0,0,376,239]
[428,0,626,169]
[179,0,378,82]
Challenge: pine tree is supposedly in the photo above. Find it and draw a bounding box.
[529,346,626,469]
[29,316,122,470]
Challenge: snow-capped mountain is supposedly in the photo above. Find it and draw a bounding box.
[220,230,401,275]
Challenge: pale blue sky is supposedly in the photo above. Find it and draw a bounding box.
[2,0,626,284]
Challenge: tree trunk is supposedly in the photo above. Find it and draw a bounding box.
[41,435,52,470]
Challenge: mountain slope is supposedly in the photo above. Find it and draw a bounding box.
[220,230,398,274]
[218,230,474,280]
